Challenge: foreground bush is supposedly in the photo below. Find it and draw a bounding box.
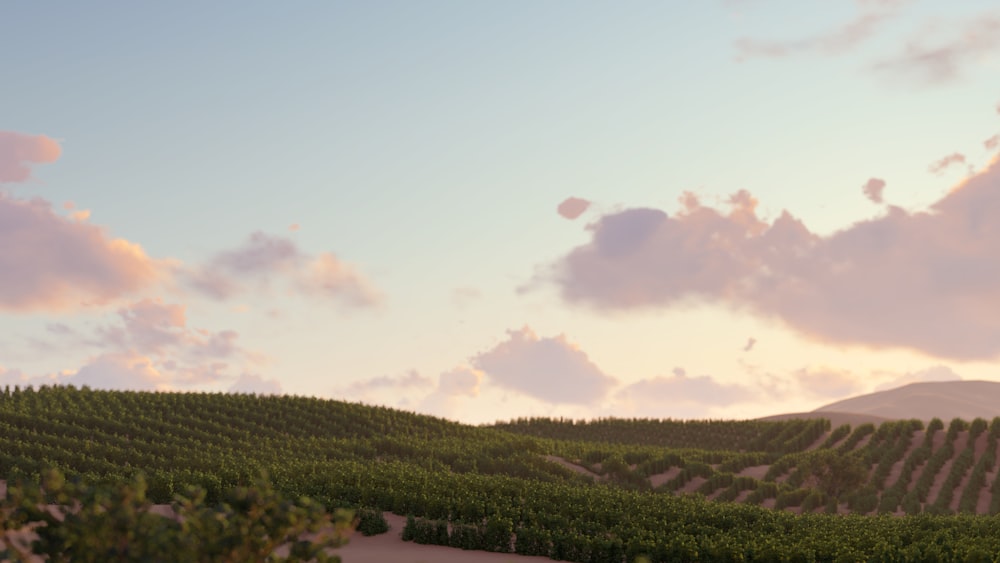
[0,469,353,562]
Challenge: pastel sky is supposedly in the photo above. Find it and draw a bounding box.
[3,1,1000,423]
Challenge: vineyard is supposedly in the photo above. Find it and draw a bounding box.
[4,385,1000,561]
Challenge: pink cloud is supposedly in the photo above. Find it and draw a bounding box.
[557,197,591,220]
[289,223,301,232]
[299,253,383,308]
[0,194,163,312]
[104,298,244,360]
[735,1,905,59]
[67,352,167,392]
[985,135,1000,151]
[187,232,381,307]
[862,178,886,203]
[471,326,616,405]
[73,298,253,388]
[547,154,1000,360]
[873,15,1000,84]
[438,366,483,398]
[928,152,967,175]
[0,131,61,184]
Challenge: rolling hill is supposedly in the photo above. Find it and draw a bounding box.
[813,380,1000,422]
[7,385,1000,561]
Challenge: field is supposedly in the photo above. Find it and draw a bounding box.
[3,385,1000,561]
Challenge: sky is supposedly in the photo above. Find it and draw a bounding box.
[2,1,1000,424]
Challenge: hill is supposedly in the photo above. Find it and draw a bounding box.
[7,385,1000,561]
[814,380,1000,421]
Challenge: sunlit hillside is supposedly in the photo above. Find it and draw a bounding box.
[5,385,1000,561]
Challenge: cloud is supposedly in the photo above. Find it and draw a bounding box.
[0,194,164,312]
[438,366,483,398]
[557,197,591,220]
[0,131,62,184]
[470,326,617,405]
[616,372,756,417]
[65,352,167,392]
[298,252,383,307]
[790,367,866,399]
[451,287,482,309]
[986,135,1000,151]
[743,337,757,352]
[863,178,886,203]
[343,370,434,400]
[874,365,962,391]
[228,373,283,395]
[735,0,906,59]
[873,15,1000,84]
[96,298,241,360]
[187,232,381,307]
[64,298,255,388]
[928,152,967,175]
[548,154,1000,360]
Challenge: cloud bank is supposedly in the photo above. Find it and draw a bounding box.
[549,154,1000,360]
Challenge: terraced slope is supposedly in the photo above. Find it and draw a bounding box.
[7,385,1000,561]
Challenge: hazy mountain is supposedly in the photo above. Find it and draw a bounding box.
[812,380,1000,422]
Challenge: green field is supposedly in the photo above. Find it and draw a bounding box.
[3,385,1000,561]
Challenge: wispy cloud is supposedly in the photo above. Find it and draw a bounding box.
[873,14,1000,84]
[928,152,967,175]
[186,231,382,308]
[735,0,908,59]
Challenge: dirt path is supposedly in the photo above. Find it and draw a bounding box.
[948,432,990,512]
[542,455,599,480]
[649,467,682,489]
[978,437,1000,514]
[678,476,708,495]
[927,432,970,507]
[883,430,924,490]
[736,465,770,480]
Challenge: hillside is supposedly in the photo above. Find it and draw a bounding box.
[814,380,1000,421]
[6,386,1000,561]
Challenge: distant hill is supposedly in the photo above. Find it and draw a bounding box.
[813,380,1000,422]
